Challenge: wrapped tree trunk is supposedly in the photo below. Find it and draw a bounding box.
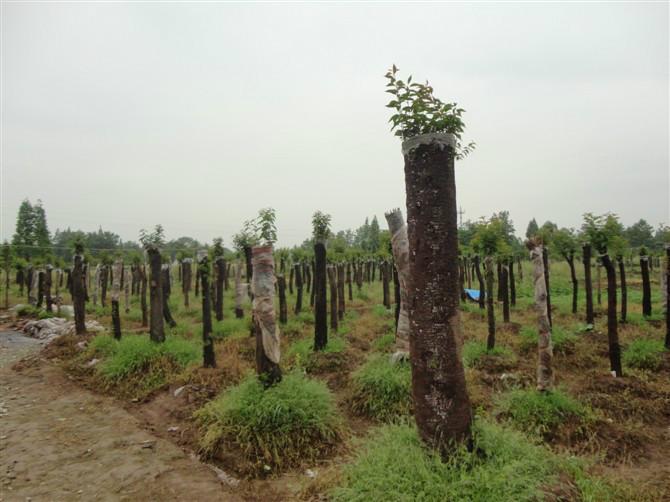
[508,257,516,307]
[198,252,216,368]
[328,266,338,332]
[123,264,131,314]
[485,256,496,350]
[528,242,553,392]
[182,258,192,308]
[72,254,86,335]
[601,252,622,377]
[111,259,122,340]
[393,265,400,329]
[294,263,303,314]
[542,248,552,328]
[501,263,510,323]
[45,265,53,312]
[140,265,148,327]
[403,133,472,455]
[277,275,288,324]
[29,268,38,306]
[381,261,391,309]
[583,244,594,325]
[314,242,328,351]
[385,208,410,360]
[215,257,225,321]
[337,263,345,320]
[252,245,282,387]
[234,264,245,319]
[147,248,165,342]
[640,255,652,316]
[617,255,627,323]
[474,255,485,310]
[92,264,100,306]
[54,269,62,314]
[161,264,177,328]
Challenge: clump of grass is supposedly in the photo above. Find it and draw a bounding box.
[519,326,577,355]
[331,420,611,502]
[195,372,343,472]
[372,304,392,318]
[462,340,515,368]
[87,333,118,358]
[494,388,589,438]
[212,317,249,339]
[286,336,347,370]
[282,317,305,337]
[350,354,411,421]
[623,338,665,371]
[372,333,395,352]
[295,311,314,325]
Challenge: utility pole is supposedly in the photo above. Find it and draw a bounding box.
[458,207,465,228]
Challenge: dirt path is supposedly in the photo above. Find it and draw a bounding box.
[0,331,240,502]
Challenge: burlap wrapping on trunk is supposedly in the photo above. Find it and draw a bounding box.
[234,264,248,311]
[251,246,280,364]
[530,245,553,391]
[111,260,122,302]
[123,264,131,311]
[93,265,101,305]
[29,269,40,305]
[385,209,410,356]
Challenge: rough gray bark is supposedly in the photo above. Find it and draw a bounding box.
[529,243,553,391]
[385,208,410,359]
[198,252,216,368]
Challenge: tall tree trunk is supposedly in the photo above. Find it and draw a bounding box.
[36,271,44,308]
[182,258,192,308]
[310,259,316,308]
[382,261,391,309]
[140,265,148,328]
[44,266,53,312]
[583,244,594,324]
[617,256,627,323]
[566,254,578,315]
[100,266,108,308]
[508,257,516,307]
[347,262,353,301]
[288,265,294,295]
[147,248,165,342]
[601,253,622,377]
[198,254,217,368]
[277,275,288,324]
[529,243,553,391]
[111,260,122,340]
[485,256,496,349]
[244,245,253,299]
[314,242,328,351]
[459,259,466,302]
[517,256,523,281]
[294,263,303,315]
[474,255,485,310]
[4,264,10,309]
[664,246,669,350]
[403,134,472,455]
[542,247,552,328]
[225,262,231,291]
[501,263,510,323]
[596,261,602,307]
[640,256,652,316]
[234,263,245,318]
[123,265,131,314]
[195,263,200,297]
[161,265,177,328]
[72,255,86,335]
[215,257,225,321]
[328,266,338,332]
[385,208,411,360]
[337,264,345,321]
[252,245,282,387]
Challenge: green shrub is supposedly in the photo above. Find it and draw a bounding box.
[195,372,343,470]
[373,333,396,352]
[519,326,577,354]
[623,338,665,370]
[350,354,411,421]
[372,304,392,318]
[494,388,588,438]
[37,309,56,319]
[462,340,514,368]
[212,317,248,339]
[282,317,305,337]
[87,334,118,358]
[286,336,346,368]
[295,311,314,325]
[331,420,611,502]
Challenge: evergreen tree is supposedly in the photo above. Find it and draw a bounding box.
[368,216,381,252]
[525,218,539,239]
[12,199,35,258]
[32,200,51,249]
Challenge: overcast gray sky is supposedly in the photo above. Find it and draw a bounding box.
[2,2,668,247]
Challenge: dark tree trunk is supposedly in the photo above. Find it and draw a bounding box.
[382,261,391,309]
[199,257,216,368]
[542,247,552,328]
[347,262,353,301]
[225,262,231,291]
[501,264,510,323]
[195,264,200,297]
[393,263,401,329]
[508,257,516,307]
[17,269,24,297]
[665,247,670,350]
[36,271,44,308]
[294,264,303,315]
[140,265,148,327]
[601,253,622,377]
[640,256,652,316]
[459,259,466,302]
[496,261,503,301]
[314,242,328,351]
[111,300,121,339]
[244,245,253,298]
[288,265,294,295]
[337,264,345,320]
[182,260,192,308]
[596,262,602,307]
[485,257,496,349]
[100,266,108,308]
[403,136,472,455]
[474,255,485,309]
[328,266,338,332]
[517,256,523,281]
[617,256,627,323]
[4,265,10,309]
[161,266,177,328]
[278,275,288,324]
[72,255,86,335]
[215,258,225,321]
[583,244,594,324]
[310,260,316,308]
[147,249,165,342]
[567,254,578,315]
[304,263,311,293]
